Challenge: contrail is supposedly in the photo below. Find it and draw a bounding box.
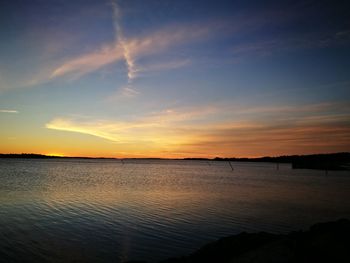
[111,1,138,82]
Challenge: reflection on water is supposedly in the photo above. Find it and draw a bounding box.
[0,159,349,262]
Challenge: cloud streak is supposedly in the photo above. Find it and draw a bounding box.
[50,44,124,79]
[50,8,213,82]
[111,1,138,82]
[50,25,208,80]
[0,109,18,113]
[45,102,350,157]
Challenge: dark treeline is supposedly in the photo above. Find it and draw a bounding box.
[185,152,349,163]
[0,153,59,159]
[186,152,350,171]
[1,152,350,170]
[0,153,116,160]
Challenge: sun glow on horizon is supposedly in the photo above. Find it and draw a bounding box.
[44,153,66,157]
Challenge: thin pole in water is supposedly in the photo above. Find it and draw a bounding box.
[228,161,234,171]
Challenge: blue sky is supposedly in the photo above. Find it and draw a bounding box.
[1,0,350,157]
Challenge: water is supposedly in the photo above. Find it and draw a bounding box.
[0,158,349,262]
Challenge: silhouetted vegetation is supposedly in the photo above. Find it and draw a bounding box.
[0,153,116,160]
[1,152,349,170]
[209,152,350,171]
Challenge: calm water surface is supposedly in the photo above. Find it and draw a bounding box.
[0,158,349,262]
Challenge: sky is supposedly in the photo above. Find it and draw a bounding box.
[0,0,350,158]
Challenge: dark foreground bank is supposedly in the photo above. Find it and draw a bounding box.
[129,219,350,263]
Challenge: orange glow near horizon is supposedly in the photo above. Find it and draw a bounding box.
[1,113,349,159]
[1,101,350,159]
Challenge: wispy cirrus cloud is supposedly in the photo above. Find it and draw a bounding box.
[50,0,215,83]
[46,117,124,142]
[0,109,18,113]
[45,104,220,153]
[45,101,350,157]
[181,122,350,157]
[50,25,210,80]
[122,86,140,96]
[50,44,124,79]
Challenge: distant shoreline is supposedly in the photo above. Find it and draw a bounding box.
[1,152,349,170]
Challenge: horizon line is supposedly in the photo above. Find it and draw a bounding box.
[0,152,349,160]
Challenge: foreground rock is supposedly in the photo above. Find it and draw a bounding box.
[157,219,350,263]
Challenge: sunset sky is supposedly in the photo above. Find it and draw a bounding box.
[1,0,349,158]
